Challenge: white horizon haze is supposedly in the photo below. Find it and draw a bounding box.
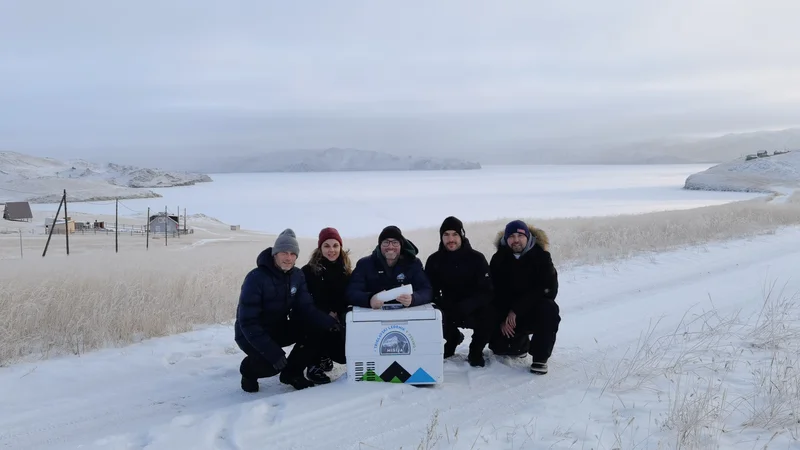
[2,0,800,166]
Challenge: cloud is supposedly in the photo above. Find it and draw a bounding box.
[1,0,800,160]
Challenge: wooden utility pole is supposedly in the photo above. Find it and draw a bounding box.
[63,189,69,255]
[146,207,150,250]
[19,229,23,259]
[115,197,119,253]
[42,193,65,257]
[164,206,168,246]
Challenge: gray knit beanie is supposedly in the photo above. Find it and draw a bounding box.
[272,228,300,256]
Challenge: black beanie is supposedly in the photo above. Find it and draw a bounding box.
[378,225,404,243]
[439,216,464,238]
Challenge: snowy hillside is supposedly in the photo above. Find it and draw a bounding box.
[0,151,211,203]
[684,150,800,193]
[188,147,481,173]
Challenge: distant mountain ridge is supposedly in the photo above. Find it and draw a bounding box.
[0,151,211,204]
[186,147,481,173]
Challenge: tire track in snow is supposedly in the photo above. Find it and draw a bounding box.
[562,231,800,317]
[255,346,598,449]
[0,355,288,449]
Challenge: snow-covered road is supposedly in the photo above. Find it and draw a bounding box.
[3,228,800,449]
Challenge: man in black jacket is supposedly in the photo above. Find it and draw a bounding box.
[234,229,340,392]
[425,216,494,367]
[346,225,433,309]
[489,220,561,375]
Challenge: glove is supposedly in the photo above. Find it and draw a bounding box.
[272,355,288,372]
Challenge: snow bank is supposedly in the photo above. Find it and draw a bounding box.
[199,147,481,173]
[0,151,212,204]
[684,150,800,193]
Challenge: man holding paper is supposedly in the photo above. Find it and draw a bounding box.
[346,225,433,309]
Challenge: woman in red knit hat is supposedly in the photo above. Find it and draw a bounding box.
[301,227,353,384]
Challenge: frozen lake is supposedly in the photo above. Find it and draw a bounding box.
[34,164,761,237]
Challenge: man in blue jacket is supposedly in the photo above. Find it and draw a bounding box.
[346,225,433,309]
[234,229,340,392]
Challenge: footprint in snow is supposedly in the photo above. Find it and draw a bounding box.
[163,351,205,366]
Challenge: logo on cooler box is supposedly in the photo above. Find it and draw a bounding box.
[374,325,416,355]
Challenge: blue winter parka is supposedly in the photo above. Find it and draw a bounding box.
[234,247,336,364]
[346,238,433,308]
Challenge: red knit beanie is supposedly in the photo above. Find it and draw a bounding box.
[318,227,343,248]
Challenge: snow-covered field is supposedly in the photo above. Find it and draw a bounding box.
[1,225,799,449]
[0,151,211,203]
[685,150,800,194]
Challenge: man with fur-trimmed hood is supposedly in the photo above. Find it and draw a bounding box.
[425,216,494,367]
[346,225,433,309]
[489,220,561,374]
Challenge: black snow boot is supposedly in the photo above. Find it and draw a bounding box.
[468,351,486,367]
[306,365,331,384]
[279,342,316,389]
[530,361,548,375]
[319,356,334,372]
[279,372,315,390]
[241,375,259,393]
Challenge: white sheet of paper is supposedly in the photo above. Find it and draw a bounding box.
[375,284,413,302]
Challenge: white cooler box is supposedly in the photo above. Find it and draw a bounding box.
[345,303,444,385]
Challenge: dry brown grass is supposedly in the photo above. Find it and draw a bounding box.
[408,196,800,268]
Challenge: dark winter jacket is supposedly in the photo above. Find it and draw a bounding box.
[301,257,351,316]
[234,247,337,365]
[489,224,558,317]
[424,237,493,318]
[346,238,433,308]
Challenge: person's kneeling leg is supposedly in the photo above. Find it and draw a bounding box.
[278,339,319,389]
[239,352,280,393]
[265,319,321,390]
[488,312,530,357]
[326,321,347,365]
[295,325,338,385]
[526,299,561,375]
[463,305,496,367]
[441,310,464,358]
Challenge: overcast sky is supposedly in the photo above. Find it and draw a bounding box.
[2,0,800,164]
